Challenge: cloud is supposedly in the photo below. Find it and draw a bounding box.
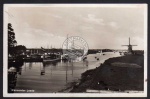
[16,22,66,48]
[9,6,144,49]
[35,11,63,19]
[84,14,105,25]
[81,26,93,30]
[51,15,62,19]
[34,29,54,37]
[108,21,119,29]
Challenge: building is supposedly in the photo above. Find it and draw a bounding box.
[26,48,63,55]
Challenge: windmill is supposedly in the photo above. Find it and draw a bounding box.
[122,37,137,54]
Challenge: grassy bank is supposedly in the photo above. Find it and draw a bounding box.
[71,54,144,92]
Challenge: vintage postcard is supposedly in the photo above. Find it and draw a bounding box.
[3,4,147,97]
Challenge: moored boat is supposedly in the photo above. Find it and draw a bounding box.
[43,53,60,62]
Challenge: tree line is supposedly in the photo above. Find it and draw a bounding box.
[8,23,26,57]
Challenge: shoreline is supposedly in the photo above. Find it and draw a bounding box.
[68,54,144,93]
[58,52,121,93]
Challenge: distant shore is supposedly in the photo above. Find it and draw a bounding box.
[69,54,144,93]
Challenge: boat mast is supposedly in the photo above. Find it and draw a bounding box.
[67,34,68,50]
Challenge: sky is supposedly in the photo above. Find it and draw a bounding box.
[5,4,146,50]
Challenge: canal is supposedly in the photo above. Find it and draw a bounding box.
[14,52,121,93]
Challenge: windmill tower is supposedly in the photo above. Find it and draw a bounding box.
[122,37,137,54]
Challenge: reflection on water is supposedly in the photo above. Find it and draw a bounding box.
[14,52,120,93]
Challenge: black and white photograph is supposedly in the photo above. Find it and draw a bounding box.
[3,4,147,97]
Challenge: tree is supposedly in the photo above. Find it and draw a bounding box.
[8,23,17,56]
[15,45,26,55]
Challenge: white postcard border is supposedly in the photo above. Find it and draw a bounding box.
[3,4,147,97]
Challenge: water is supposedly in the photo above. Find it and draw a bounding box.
[15,52,121,93]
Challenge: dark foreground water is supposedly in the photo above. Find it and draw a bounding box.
[14,52,121,93]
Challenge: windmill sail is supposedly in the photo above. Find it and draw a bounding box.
[121,37,137,54]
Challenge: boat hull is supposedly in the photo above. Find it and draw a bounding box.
[43,58,60,62]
